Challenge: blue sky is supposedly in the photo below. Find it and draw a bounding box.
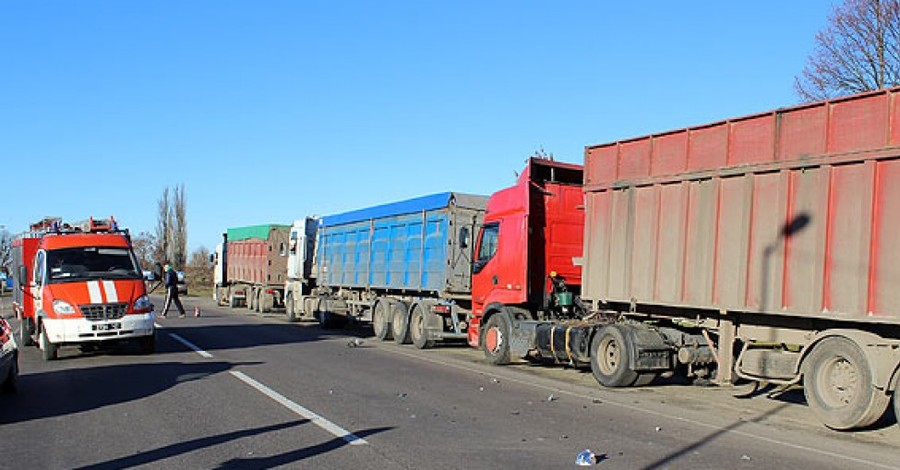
[0,1,833,256]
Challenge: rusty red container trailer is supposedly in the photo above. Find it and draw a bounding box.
[225,228,289,287]
[582,88,900,325]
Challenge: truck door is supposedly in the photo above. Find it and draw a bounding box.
[31,250,46,316]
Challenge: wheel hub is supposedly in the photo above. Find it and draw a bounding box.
[485,326,502,353]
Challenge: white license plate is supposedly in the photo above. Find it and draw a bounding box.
[92,323,121,331]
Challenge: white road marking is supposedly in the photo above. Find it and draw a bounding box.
[167,332,214,358]
[230,371,368,446]
[157,324,367,446]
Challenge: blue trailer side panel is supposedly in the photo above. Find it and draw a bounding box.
[316,193,485,294]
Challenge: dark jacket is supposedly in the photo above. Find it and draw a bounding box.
[165,270,178,289]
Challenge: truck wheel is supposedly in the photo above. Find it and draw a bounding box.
[590,325,638,387]
[285,293,297,322]
[247,288,257,311]
[257,290,270,314]
[482,312,511,365]
[410,304,434,350]
[391,301,411,344]
[138,333,156,354]
[1,354,17,393]
[803,337,889,430]
[19,317,34,347]
[39,326,58,361]
[372,300,393,341]
[893,389,900,431]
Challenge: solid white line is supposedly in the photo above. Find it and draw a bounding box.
[230,370,368,446]
[168,332,214,358]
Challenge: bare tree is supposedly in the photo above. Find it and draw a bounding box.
[131,231,156,270]
[0,228,12,274]
[188,246,211,269]
[796,0,900,101]
[154,187,170,266]
[171,184,187,269]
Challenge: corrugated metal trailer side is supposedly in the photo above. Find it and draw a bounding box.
[579,88,900,431]
[313,192,488,348]
[583,88,900,325]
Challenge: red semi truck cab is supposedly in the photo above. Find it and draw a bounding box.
[12,217,156,360]
[468,158,584,352]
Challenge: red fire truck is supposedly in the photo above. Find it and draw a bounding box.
[12,217,156,360]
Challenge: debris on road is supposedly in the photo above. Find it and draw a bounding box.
[575,449,596,466]
[347,338,364,347]
[546,393,558,402]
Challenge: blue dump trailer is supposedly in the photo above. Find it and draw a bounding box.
[308,192,488,348]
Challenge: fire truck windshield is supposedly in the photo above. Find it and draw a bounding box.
[46,247,142,283]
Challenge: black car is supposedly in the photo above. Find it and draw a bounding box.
[0,316,18,392]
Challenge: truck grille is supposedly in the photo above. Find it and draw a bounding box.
[79,303,128,321]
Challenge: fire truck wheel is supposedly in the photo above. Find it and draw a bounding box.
[138,333,156,354]
[19,317,34,347]
[482,312,511,365]
[590,325,638,387]
[1,355,17,393]
[803,337,889,430]
[39,327,58,361]
[372,300,393,341]
[410,304,434,350]
[390,301,411,345]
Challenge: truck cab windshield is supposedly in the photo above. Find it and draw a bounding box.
[46,247,142,283]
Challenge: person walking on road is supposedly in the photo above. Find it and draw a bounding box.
[161,264,186,318]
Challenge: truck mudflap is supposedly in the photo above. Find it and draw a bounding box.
[624,325,673,372]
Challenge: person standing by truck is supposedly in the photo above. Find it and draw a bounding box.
[161,264,185,318]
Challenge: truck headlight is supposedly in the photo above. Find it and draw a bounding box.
[133,295,151,312]
[53,300,76,315]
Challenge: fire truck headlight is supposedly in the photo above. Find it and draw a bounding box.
[133,295,151,312]
[53,300,76,315]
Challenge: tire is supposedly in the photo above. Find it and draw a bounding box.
[482,312,511,365]
[803,337,889,430]
[257,290,269,314]
[19,317,34,347]
[372,300,393,341]
[247,288,257,311]
[138,333,156,355]
[893,389,900,431]
[590,325,638,387]
[285,293,297,322]
[391,301,411,345]
[410,304,434,350]
[1,353,17,393]
[39,326,58,361]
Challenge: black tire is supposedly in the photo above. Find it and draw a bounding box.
[372,300,393,341]
[1,353,17,393]
[482,312,511,365]
[138,333,156,355]
[803,337,889,430]
[285,293,297,322]
[247,288,257,311]
[410,304,434,350]
[19,317,34,347]
[590,325,638,387]
[893,388,900,431]
[391,301,411,344]
[39,326,58,361]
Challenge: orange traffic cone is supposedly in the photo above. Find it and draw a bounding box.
[194,306,201,317]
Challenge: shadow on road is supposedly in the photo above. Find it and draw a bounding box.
[0,360,257,424]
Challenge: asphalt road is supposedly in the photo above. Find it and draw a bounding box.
[1,294,898,469]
